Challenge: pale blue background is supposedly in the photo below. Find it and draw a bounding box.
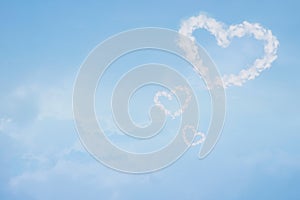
[0,0,299,199]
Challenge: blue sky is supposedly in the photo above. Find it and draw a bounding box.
[0,0,300,199]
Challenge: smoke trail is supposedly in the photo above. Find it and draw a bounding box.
[179,14,279,88]
[154,86,192,119]
[182,125,206,146]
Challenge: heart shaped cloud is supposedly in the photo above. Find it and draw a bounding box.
[153,86,192,119]
[182,125,206,146]
[179,14,279,88]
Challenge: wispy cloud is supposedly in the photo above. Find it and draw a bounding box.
[0,117,12,132]
[37,86,73,120]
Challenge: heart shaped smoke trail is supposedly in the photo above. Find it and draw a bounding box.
[154,14,279,147]
[179,13,279,88]
[153,86,192,119]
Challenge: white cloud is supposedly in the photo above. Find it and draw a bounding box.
[9,141,153,200]
[179,13,279,88]
[8,83,73,122]
[153,85,192,119]
[37,86,73,120]
[0,117,12,132]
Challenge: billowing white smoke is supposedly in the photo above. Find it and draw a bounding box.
[179,13,279,88]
